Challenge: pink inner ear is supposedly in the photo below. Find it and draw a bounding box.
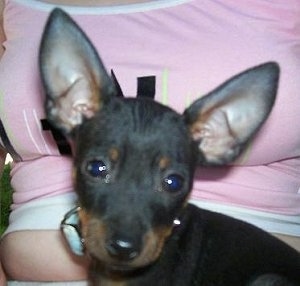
[45,72,104,133]
[189,109,240,164]
[73,102,99,119]
[69,79,101,121]
[190,109,235,140]
[190,122,209,142]
[40,9,114,135]
[184,62,278,166]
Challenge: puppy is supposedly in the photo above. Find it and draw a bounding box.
[40,9,300,286]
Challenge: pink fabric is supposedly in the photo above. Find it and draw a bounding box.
[1,0,300,215]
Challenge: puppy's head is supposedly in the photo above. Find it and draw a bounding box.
[40,9,279,271]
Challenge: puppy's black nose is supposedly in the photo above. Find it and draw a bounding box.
[105,238,139,261]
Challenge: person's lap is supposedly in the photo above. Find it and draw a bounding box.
[272,233,300,253]
[0,229,299,282]
[0,230,89,282]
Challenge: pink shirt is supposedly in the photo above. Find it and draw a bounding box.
[1,0,300,216]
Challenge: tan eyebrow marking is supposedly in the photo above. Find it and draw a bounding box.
[159,156,170,170]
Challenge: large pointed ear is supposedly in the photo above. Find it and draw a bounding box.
[39,8,116,135]
[184,62,279,166]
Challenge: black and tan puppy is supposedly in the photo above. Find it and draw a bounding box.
[39,9,300,286]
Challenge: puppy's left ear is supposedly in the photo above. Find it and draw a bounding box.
[39,8,116,135]
[184,62,279,166]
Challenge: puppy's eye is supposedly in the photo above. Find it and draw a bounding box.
[86,160,109,180]
[163,174,184,193]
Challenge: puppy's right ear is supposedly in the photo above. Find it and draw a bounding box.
[39,8,116,135]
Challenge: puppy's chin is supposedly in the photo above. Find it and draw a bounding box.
[100,260,154,273]
[107,263,138,272]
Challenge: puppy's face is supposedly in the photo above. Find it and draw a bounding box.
[40,9,279,271]
[74,98,195,269]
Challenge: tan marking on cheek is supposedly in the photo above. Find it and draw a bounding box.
[78,210,109,260]
[85,218,107,255]
[78,208,92,237]
[150,226,173,260]
[132,225,174,268]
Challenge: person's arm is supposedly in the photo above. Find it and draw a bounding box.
[0,0,7,184]
[0,0,5,58]
[0,148,6,176]
[0,0,7,169]
[0,1,8,285]
[0,0,7,171]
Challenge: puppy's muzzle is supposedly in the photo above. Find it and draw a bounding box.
[61,206,181,270]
